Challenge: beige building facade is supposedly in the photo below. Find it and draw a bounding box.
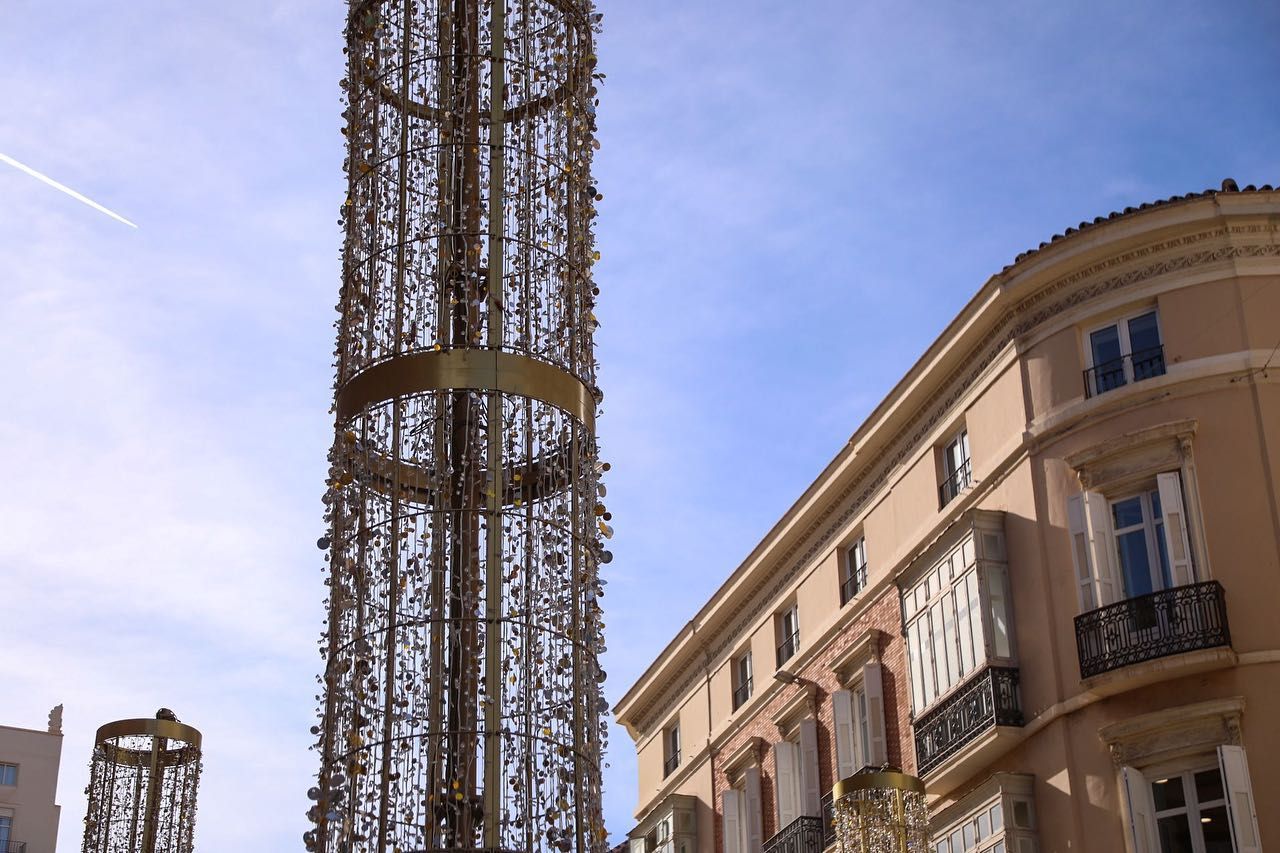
[0,707,64,853]
[615,182,1280,853]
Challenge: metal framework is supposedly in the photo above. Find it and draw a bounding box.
[307,1,607,852]
[82,712,203,853]
[831,770,930,853]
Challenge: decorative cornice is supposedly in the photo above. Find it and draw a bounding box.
[629,225,1280,736]
[1100,696,1245,769]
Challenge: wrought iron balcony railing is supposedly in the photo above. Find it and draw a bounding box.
[1083,345,1166,398]
[663,752,680,778]
[776,630,799,668]
[913,665,1022,776]
[820,791,835,850]
[1074,580,1230,679]
[3,841,27,853]
[938,458,973,508]
[764,815,824,853]
[732,678,752,711]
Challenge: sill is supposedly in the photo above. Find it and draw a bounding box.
[922,725,1026,799]
[1081,646,1238,698]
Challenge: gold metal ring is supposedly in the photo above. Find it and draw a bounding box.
[336,348,595,432]
[831,770,925,799]
[94,718,203,750]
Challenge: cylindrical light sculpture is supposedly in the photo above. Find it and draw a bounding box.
[82,711,202,853]
[307,1,608,852]
[831,769,930,853]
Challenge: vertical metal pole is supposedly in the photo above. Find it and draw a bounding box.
[140,735,165,853]
[377,1,414,849]
[482,0,507,846]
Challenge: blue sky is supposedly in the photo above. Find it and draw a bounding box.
[0,1,1276,850]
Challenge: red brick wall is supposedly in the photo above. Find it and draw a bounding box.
[712,590,913,853]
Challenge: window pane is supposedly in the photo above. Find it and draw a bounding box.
[943,593,961,683]
[1199,805,1233,853]
[1112,496,1145,530]
[966,572,985,663]
[989,803,1003,833]
[988,568,1011,659]
[977,812,990,840]
[1151,776,1186,810]
[1090,325,1126,392]
[956,576,975,673]
[931,601,951,694]
[1128,312,1161,354]
[949,829,963,853]
[909,619,926,710]
[1156,815,1194,853]
[1194,768,1224,804]
[962,823,975,850]
[1116,530,1155,597]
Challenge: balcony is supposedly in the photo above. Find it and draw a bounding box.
[914,666,1023,776]
[776,630,799,668]
[3,842,27,853]
[732,678,752,711]
[763,816,824,853]
[820,791,835,849]
[1083,345,1166,398]
[663,752,680,778]
[938,458,973,508]
[1075,581,1230,680]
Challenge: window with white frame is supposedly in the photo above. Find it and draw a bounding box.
[1085,309,1166,397]
[0,763,15,786]
[832,662,888,777]
[1067,471,1197,612]
[840,537,868,606]
[932,774,1039,853]
[772,718,821,831]
[732,651,753,711]
[662,724,680,778]
[939,429,973,507]
[903,522,1013,714]
[722,767,763,853]
[1122,747,1261,853]
[775,605,799,667]
[0,816,10,848]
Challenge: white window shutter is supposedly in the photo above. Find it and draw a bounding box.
[1085,491,1120,604]
[1157,472,1196,587]
[831,690,858,778]
[722,790,743,853]
[863,662,888,767]
[773,741,799,829]
[743,766,764,853]
[799,718,821,817]
[1067,493,1096,611]
[1218,745,1262,853]
[1120,766,1155,853]
[630,839,647,853]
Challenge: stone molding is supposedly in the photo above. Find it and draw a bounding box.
[628,225,1280,737]
[1099,696,1245,769]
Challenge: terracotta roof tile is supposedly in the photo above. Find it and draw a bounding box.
[1003,178,1276,271]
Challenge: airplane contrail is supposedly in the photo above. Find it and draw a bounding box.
[0,151,138,229]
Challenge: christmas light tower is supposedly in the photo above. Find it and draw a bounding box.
[307,2,608,852]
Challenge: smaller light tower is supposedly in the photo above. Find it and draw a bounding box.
[831,768,931,853]
[82,709,203,853]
